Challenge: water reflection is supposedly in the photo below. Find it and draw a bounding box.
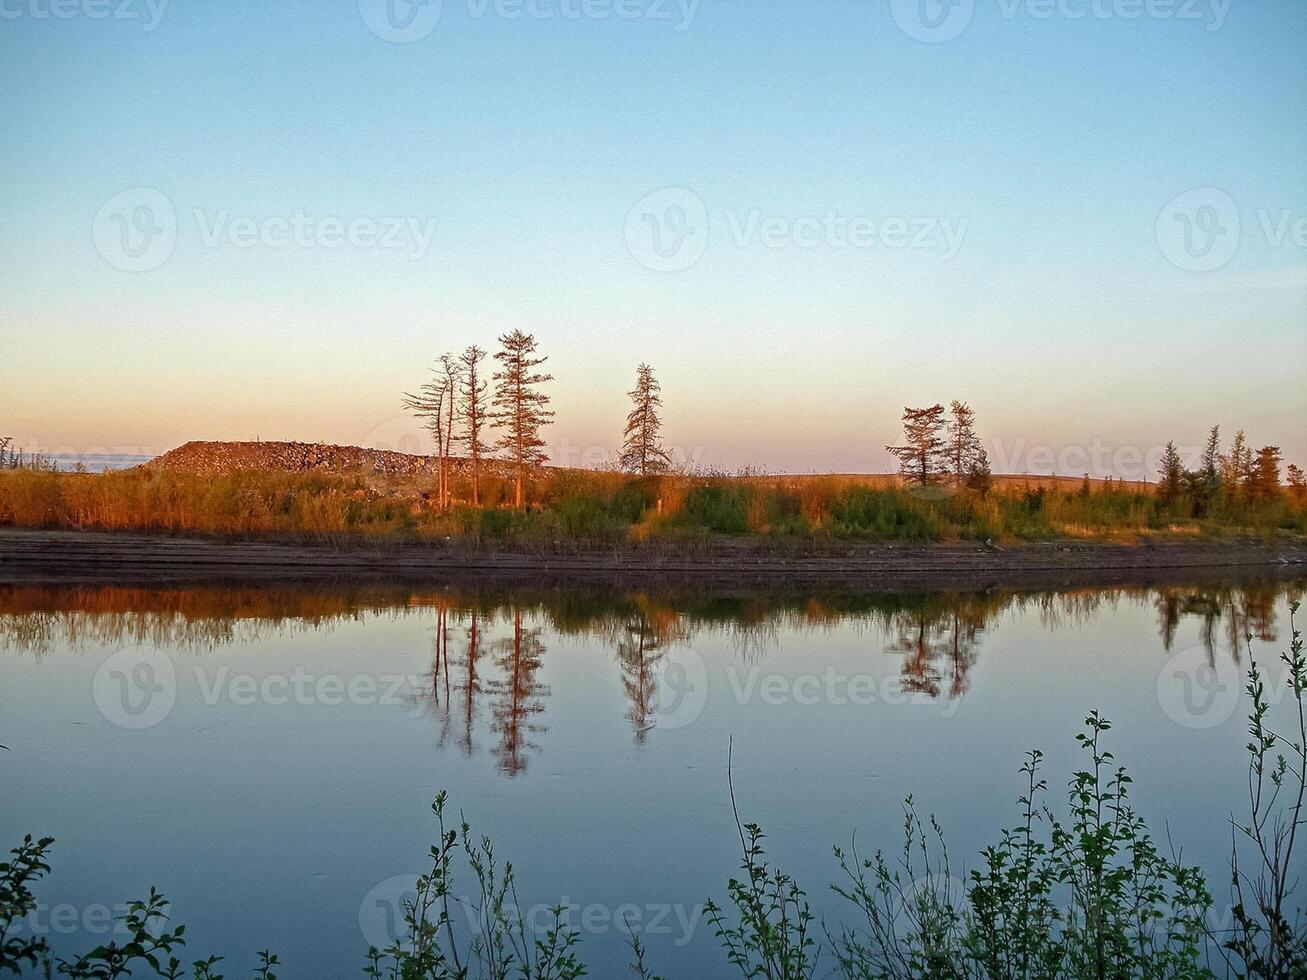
[2,579,1301,777]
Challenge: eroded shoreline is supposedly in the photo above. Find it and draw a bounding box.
[2,527,1304,590]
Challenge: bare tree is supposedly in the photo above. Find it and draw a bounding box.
[458,345,490,506]
[619,363,672,476]
[403,357,459,510]
[887,404,948,487]
[491,330,554,509]
[438,354,461,508]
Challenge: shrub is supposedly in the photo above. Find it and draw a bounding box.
[828,487,939,540]
[681,484,750,534]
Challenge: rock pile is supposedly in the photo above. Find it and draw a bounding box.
[145,441,460,477]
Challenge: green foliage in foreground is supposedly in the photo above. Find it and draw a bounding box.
[2,465,1305,545]
[2,611,1305,979]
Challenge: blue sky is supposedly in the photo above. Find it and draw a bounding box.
[2,0,1304,475]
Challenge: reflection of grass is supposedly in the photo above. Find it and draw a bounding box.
[3,612,1304,978]
[2,467,1304,545]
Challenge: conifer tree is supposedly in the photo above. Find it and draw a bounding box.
[458,345,490,506]
[1158,441,1184,506]
[619,363,672,476]
[1200,425,1221,487]
[1249,445,1282,503]
[887,405,948,487]
[1221,430,1253,499]
[945,400,990,491]
[491,330,554,509]
[1287,463,1306,503]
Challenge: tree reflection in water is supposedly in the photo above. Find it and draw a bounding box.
[2,578,1301,777]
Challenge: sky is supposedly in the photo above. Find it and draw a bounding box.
[2,0,1304,477]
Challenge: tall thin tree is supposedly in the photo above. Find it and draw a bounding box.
[458,345,490,506]
[403,357,458,510]
[619,363,672,476]
[887,404,948,486]
[491,330,554,509]
[945,400,989,490]
[1158,441,1184,506]
[438,353,461,508]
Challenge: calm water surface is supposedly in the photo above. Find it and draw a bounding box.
[2,577,1303,977]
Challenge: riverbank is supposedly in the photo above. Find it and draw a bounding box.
[2,527,1304,589]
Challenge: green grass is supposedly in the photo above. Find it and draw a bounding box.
[1,466,1304,547]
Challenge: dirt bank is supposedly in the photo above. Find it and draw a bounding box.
[2,528,1303,590]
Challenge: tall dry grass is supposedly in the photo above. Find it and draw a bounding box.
[1,466,1303,545]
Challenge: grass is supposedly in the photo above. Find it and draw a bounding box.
[2,465,1305,547]
[2,608,1304,978]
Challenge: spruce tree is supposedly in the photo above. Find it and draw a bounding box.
[491,331,554,509]
[619,363,672,476]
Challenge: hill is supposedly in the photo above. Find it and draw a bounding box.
[144,440,1147,491]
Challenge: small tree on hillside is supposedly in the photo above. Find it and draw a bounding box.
[1287,463,1306,503]
[491,330,554,509]
[1221,430,1253,500]
[1249,445,1282,504]
[403,354,461,510]
[459,345,490,506]
[1200,425,1221,488]
[620,363,672,477]
[1158,441,1184,507]
[887,404,948,487]
[945,400,990,492]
